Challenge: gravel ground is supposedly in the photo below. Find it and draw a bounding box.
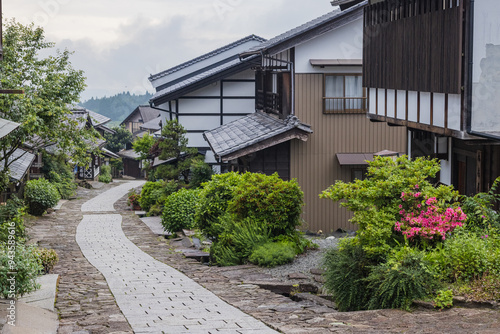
[258,235,344,284]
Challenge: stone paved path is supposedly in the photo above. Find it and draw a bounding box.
[76,181,278,334]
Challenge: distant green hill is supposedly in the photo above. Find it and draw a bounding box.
[81,91,153,125]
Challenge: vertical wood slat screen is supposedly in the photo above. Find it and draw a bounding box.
[363,0,463,94]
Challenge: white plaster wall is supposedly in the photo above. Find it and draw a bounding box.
[186,133,207,148]
[150,40,262,89]
[407,91,418,122]
[178,99,220,114]
[205,150,217,164]
[223,99,255,114]
[377,89,385,116]
[396,90,406,119]
[440,139,452,186]
[420,92,431,125]
[294,17,363,74]
[185,82,220,97]
[386,89,395,118]
[433,93,446,128]
[178,115,221,131]
[368,88,377,115]
[223,81,254,97]
[448,94,461,131]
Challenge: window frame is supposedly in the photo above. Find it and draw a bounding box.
[323,74,367,114]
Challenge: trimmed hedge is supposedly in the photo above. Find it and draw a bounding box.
[24,178,60,216]
[161,188,200,233]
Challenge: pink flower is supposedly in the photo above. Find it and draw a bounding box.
[399,204,403,209]
[415,184,419,189]
[417,204,421,208]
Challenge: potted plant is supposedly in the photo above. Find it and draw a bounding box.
[127,190,141,210]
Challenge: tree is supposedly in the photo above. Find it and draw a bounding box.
[132,133,155,161]
[0,20,97,190]
[156,120,199,182]
[104,126,132,153]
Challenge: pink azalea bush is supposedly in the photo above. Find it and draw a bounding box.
[395,186,466,241]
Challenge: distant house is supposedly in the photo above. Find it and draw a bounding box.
[204,3,407,233]
[121,105,162,136]
[147,35,267,172]
[0,148,36,202]
[334,0,500,195]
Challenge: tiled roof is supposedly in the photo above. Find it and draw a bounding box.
[241,1,366,57]
[87,109,111,126]
[121,105,161,126]
[0,148,36,181]
[149,35,266,81]
[140,112,169,131]
[204,111,312,160]
[68,105,111,128]
[150,56,257,105]
[102,147,120,159]
[118,149,140,160]
[0,118,20,139]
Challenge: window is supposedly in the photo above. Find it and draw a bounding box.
[324,74,367,114]
[351,168,367,181]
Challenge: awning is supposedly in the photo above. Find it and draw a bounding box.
[336,153,374,165]
[0,118,20,139]
[204,111,313,162]
[0,148,36,181]
[310,59,362,67]
[101,147,120,159]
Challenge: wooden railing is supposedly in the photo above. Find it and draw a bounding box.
[323,97,367,114]
[257,91,282,114]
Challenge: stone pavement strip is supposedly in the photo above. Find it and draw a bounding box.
[76,181,278,334]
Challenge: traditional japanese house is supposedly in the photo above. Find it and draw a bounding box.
[204,3,407,233]
[333,0,500,195]
[0,148,36,202]
[148,35,267,172]
[121,105,161,136]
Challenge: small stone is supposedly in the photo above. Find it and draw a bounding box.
[326,236,336,240]
[310,268,325,275]
[289,314,299,320]
[288,273,309,280]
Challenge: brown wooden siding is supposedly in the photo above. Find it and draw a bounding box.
[363,0,463,94]
[291,74,408,233]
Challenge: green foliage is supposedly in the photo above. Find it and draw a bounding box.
[211,216,271,266]
[110,158,123,171]
[0,21,98,190]
[195,172,242,240]
[104,126,133,153]
[189,160,214,188]
[366,247,439,311]
[429,229,499,282]
[140,180,178,213]
[0,197,27,243]
[161,189,200,233]
[98,165,112,183]
[42,153,77,200]
[320,156,459,257]
[81,92,152,124]
[132,133,156,161]
[433,289,453,310]
[24,178,60,216]
[34,248,59,274]
[322,238,373,311]
[274,231,318,255]
[249,241,296,267]
[228,172,304,237]
[461,177,500,232]
[127,189,141,207]
[458,272,500,302]
[0,243,42,298]
[155,120,199,182]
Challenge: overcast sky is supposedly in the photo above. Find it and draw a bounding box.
[5,0,336,101]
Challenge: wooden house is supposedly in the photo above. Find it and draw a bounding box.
[204,3,407,233]
[333,0,500,195]
[148,35,267,172]
[0,148,36,202]
[121,105,161,136]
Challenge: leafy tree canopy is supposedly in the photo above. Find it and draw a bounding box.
[132,132,155,161]
[104,126,133,153]
[0,20,98,189]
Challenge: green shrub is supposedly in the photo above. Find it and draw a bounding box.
[323,238,373,311]
[35,248,59,274]
[0,197,27,243]
[161,189,200,233]
[433,289,453,310]
[461,177,500,232]
[98,165,112,183]
[274,231,318,255]
[0,244,42,298]
[430,230,495,282]
[42,153,77,199]
[140,180,178,213]
[24,178,60,216]
[195,172,242,240]
[189,160,213,188]
[211,216,270,266]
[249,241,296,267]
[366,247,439,311]
[228,172,304,237]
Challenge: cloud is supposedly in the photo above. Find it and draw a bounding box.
[4,0,335,101]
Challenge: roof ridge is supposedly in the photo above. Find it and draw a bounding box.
[149,34,266,81]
